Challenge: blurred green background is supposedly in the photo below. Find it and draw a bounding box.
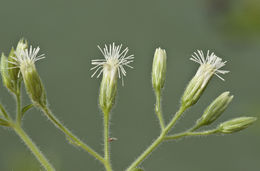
[0,0,259,170]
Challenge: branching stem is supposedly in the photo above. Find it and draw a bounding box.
[164,129,219,140]
[126,105,186,171]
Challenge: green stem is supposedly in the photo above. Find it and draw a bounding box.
[39,105,105,164]
[155,90,165,130]
[104,111,110,161]
[16,92,22,125]
[0,104,10,120]
[126,105,186,171]
[164,129,219,140]
[103,110,112,171]
[13,124,55,171]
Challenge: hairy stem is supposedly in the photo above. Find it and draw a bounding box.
[126,105,186,171]
[0,104,10,120]
[155,90,165,130]
[13,124,55,171]
[104,111,110,161]
[103,110,113,171]
[164,129,219,140]
[40,105,105,164]
[15,92,22,125]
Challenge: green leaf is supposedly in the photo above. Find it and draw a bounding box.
[21,104,34,118]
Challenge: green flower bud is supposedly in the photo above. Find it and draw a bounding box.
[7,47,19,82]
[8,39,28,82]
[152,48,167,92]
[196,92,233,126]
[1,53,15,92]
[182,50,228,108]
[22,63,46,106]
[16,38,28,55]
[218,117,257,134]
[99,64,118,113]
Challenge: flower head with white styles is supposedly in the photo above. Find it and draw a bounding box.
[182,50,229,108]
[8,46,45,74]
[190,50,229,81]
[91,43,134,85]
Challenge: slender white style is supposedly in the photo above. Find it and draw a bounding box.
[91,43,134,85]
[8,46,45,70]
[190,50,229,81]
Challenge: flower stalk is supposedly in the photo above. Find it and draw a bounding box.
[152,48,167,130]
[126,105,187,171]
[13,124,55,171]
[39,104,105,163]
[93,43,134,171]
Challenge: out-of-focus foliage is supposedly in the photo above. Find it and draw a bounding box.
[207,0,260,39]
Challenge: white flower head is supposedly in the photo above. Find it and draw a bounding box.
[91,43,134,85]
[182,50,229,108]
[8,46,45,73]
[190,50,229,81]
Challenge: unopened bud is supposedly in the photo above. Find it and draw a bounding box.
[196,92,233,126]
[99,64,118,113]
[152,48,167,92]
[8,39,28,82]
[7,47,20,83]
[218,117,257,134]
[1,53,15,92]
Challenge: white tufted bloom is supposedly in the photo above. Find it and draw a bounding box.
[91,43,134,85]
[182,50,229,108]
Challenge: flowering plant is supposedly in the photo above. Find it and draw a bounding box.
[0,39,257,171]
